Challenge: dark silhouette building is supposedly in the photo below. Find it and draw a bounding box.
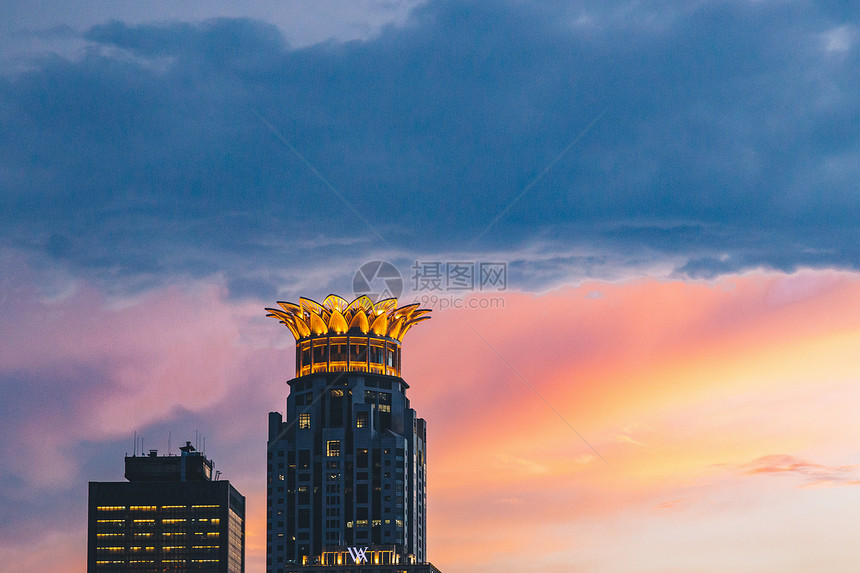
[265,295,441,572]
[88,442,245,572]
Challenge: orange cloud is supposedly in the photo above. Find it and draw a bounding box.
[5,266,860,572]
[402,270,860,571]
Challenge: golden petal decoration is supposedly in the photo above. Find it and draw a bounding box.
[277,301,302,313]
[370,312,389,335]
[266,308,302,340]
[328,309,349,334]
[300,297,326,316]
[345,295,374,315]
[409,309,431,321]
[309,312,328,335]
[293,315,311,338]
[266,295,430,342]
[323,294,349,313]
[388,316,406,340]
[348,309,370,333]
[265,308,289,321]
[283,322,300,339]
[393,302,420,319]
[358,296,375,313]
[373,298,397,316]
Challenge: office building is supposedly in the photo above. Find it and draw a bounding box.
[265,295,441,572]
[88,442,245,572]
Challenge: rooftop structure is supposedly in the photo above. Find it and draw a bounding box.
[87,443,245,572]
[265,294,430,378]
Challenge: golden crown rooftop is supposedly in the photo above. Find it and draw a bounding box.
[265,295,430,378]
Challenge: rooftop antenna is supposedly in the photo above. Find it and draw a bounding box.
[133,431,137,456]
[168,431,172,455]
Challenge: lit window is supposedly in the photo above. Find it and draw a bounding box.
[355,413,367,428]
[327,440,340,457]
[298,413,311,429]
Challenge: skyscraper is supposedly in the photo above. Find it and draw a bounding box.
[88,442,245,572]
[265,295,441,572]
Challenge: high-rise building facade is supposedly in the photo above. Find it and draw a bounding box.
[88,443,245,572]
[265,295,441,572]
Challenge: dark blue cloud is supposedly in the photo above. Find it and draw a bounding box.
[1,1,858,296]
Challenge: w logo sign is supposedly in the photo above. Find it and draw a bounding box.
[347,546,369,564]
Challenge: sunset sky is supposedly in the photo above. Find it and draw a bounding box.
[2,2,860,572]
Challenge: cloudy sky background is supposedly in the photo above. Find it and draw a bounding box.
[2,1,859,572]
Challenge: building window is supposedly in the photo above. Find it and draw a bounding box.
[356,412,367,428]
[327,440,340,457]
[349,341,367,362]
[298,413,311,429]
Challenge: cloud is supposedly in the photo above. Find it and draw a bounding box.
[0,254,286,492]
[405,269,860,570]
[1,1,858,298]
[742,455,860,487]
[2,264,860,571]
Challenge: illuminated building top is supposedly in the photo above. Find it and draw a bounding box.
[265,294,430,377]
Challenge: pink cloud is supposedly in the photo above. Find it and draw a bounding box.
[401,271,860,571]
[0,262,288,489]
[742,454,860,486]
[4,262,860,572]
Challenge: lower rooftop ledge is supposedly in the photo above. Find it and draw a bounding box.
[282,565,442,573]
